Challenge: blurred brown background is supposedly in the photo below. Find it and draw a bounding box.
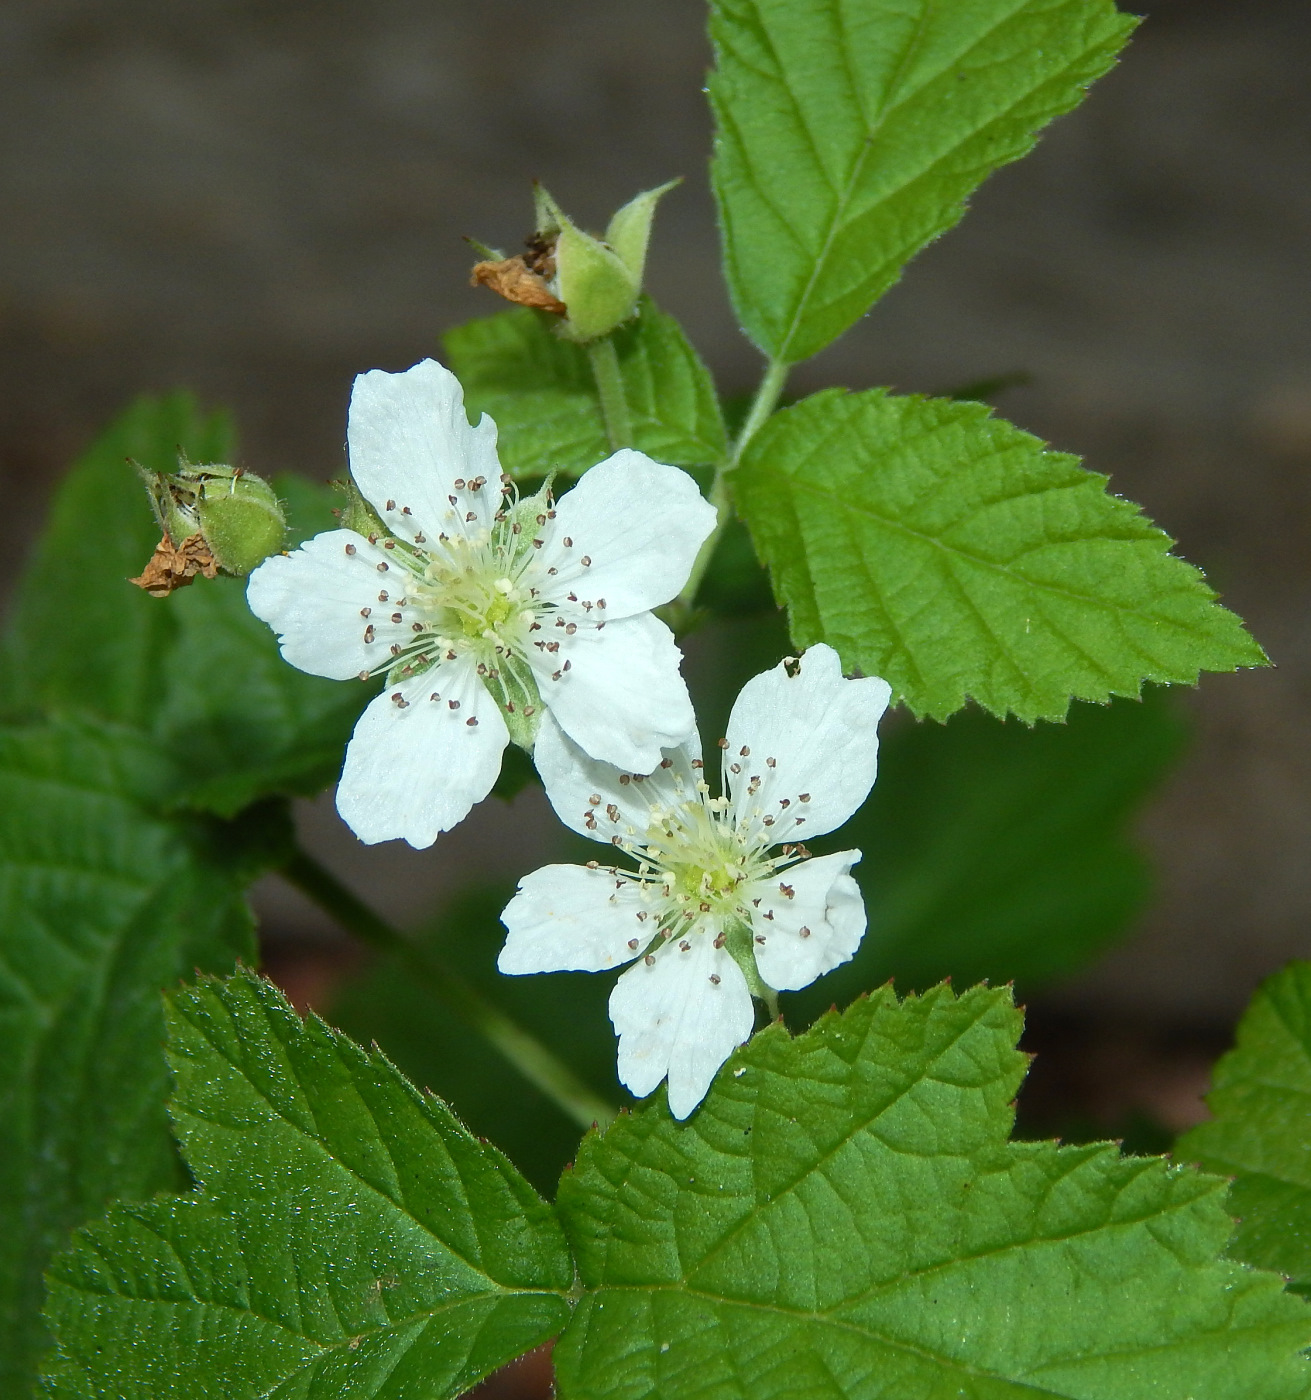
[2,0,1308,1070]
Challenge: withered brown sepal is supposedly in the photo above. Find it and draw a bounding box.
[129,532,220,597]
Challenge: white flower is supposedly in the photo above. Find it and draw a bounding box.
[247,359,715,848]
[498,644,892,1119]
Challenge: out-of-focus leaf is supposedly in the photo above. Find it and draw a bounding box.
[445,300,727,479]
[0,719,260,1393]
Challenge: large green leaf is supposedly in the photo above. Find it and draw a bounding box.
[735,389,1265,721]
[709,0,1136,363]
[554,984,1311,1400]
[445,300,728,478]
[1178,962,1311,1296]
[42,971,573,1399]
[0,398,367,815]
[0,720,260,1393]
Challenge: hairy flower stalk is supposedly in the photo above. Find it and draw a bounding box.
[499,645,892,1117]
[248,358,715,847]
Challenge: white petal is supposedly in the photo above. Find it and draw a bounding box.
[610,930,755,1119]
[533,452,716,620]
[498,865,655,974]
[747,850,867,992]
[726,644,892,839]
[335,654,508,848]
[532,709,701,846]
[347,359,502,546]
[532,612,695,772]
[246,530,417,679]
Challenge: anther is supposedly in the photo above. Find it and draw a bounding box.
[713,932,726,948]
[779,797,790,808]
[449,700,460,710]
[523,705,535,716]
[391,612,402,623]
[412,622,424,632]
[679,940,691,952]
[378,591,388,602]
[402,505,412,515]
[718,738,729,750]
[730,762,741,774]
[709,974,721,985]
[644,954,655,965]
[586,860,599,870]
[414,533,425,543]
[755,934,767,944]
[619,774,630,785]
[563,536,573,547]
[588,794,601,805]
[357,670,370,681]
[779,883,794,898]
[799,793,810,803]
[389,644,401,655]
[377,562,388,572]
[430,692,440,702]
[466,512,477,522]
[661,758,673,769]
[766,757,776,768]
[344,542,357,556]
[364,625,375,643]
[466,716,478,727]
[597,598,606,609]
[606,803,619,822]
[385,499,395,510]
[628,938,640,951]
[360,607,371,618]
[565,623,577,635]
[740,746,750,757]
[799,926,811,938]
[453,479,465,489]
[581,555,591,566]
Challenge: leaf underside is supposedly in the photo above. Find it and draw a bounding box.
[734,389,1265,721]
[709,0,1137,363]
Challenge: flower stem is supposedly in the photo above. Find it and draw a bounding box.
[587,335,633,450]
[281,846,617,1132]
[672,356,790,615]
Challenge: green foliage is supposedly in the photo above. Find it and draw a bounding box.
[444,300,728,478]
[0,720,262,1392]
[42,971,572,1400]
[734,389,1265,721]
[797,689,1187,1012]
[331,886,624,1197]
[554,984,1311,1400]
[1178,962,1311,1297]
[708,0,1136,363]
[0,396,367,815]
[45,980,1311,1399]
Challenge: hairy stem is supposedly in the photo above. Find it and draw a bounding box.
[587,336,633,450]
[282,847,617,1131]
[673,357,790,615]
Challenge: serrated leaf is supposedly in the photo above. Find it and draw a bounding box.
[445,300,728,478]
[735,389,1265,721]
[1178,962,1311,1296]
[41,970,573,1399]
[709,0,1136,363]
[553,984,1311,1400]
[0,719,258,1393]
[0,398,367,814]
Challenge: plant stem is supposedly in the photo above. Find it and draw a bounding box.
[587,336,633,450]
[673,356,790,614]
[282,847,617,1132]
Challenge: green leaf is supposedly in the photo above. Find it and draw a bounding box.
[0,719,259,1393]
[1178,962,1311,1296]
[42,970,573,1399]
[709,0,1136,363]
[445,300,728,478]
[799,690,1188,1006]
[554,984,1311,1400]
[735,389,1265,721]
[1,398,367,814]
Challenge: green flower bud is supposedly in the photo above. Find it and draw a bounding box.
[471,179,679,342]
[194,467,286,576]
[133,457,286,589]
